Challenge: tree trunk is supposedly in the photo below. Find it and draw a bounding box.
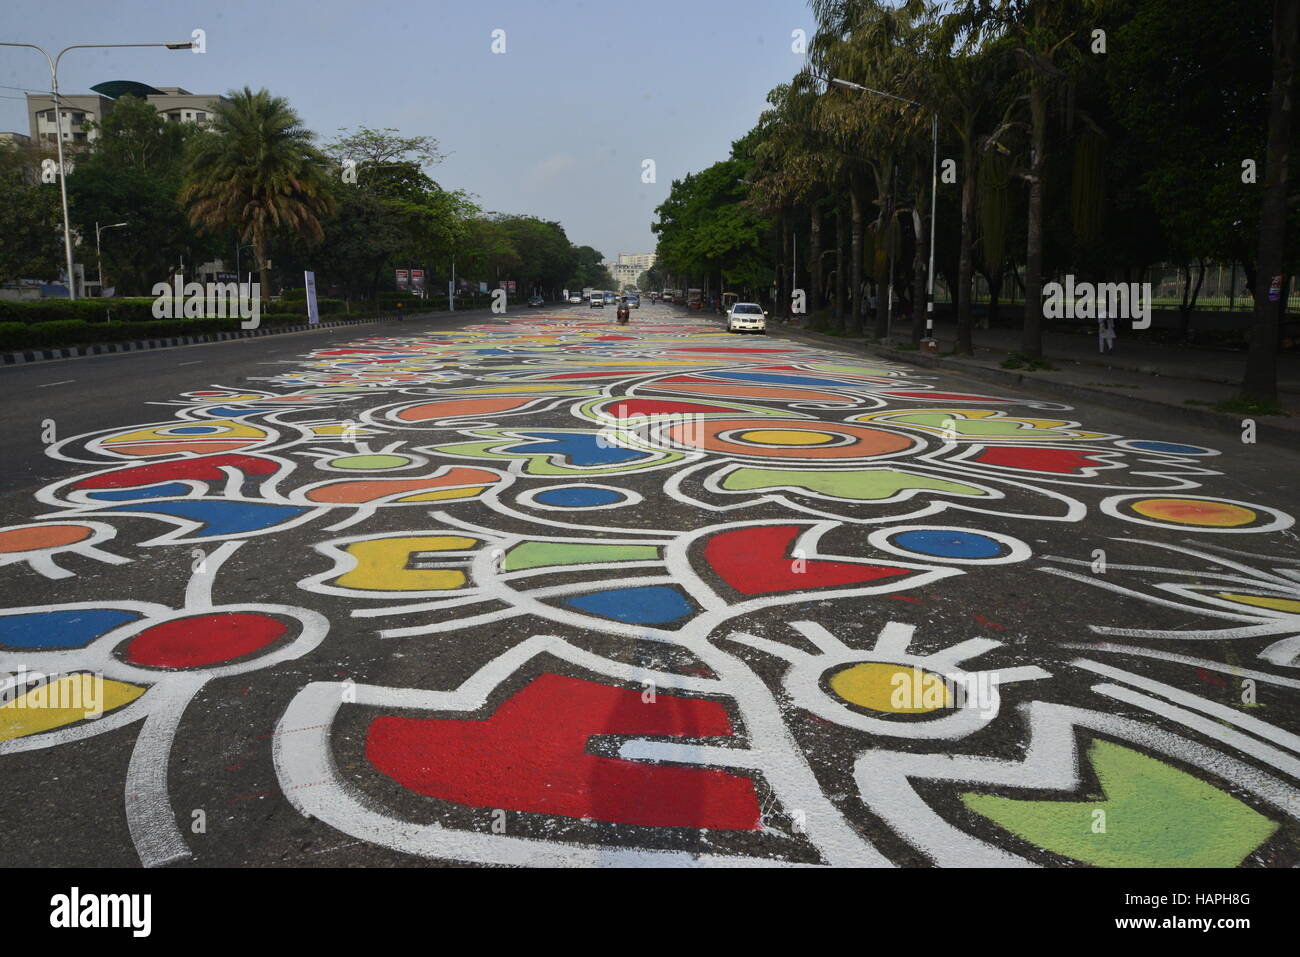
[911,207,927,345]
[834,207,847,333]
[849,188,864,336]
[957,125,976,355]
[810,204,823,315]
[782,215,792,319]
[1243,0,1297,403]
[1022,69,1048,359]
[254,235,271,303]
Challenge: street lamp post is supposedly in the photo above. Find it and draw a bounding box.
[0,40,195,300]
[95,221,126,295]
[831,77,938,339]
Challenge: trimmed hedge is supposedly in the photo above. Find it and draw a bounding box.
[0,313,329,351]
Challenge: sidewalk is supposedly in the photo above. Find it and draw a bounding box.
[774,315,1300,448]
[903,317,1300,395]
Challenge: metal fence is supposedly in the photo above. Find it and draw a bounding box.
[931,263,1296,312]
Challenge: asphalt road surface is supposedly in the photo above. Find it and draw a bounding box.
[1,301,1297,867]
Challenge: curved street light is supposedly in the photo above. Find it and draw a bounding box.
[94,221,127,294]
[0,40,195,299]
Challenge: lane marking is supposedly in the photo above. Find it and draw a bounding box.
[37,379,74,388]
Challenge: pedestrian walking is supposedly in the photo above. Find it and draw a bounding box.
[1098,302,1116,354]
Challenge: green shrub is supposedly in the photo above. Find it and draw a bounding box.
[0,321,31,350]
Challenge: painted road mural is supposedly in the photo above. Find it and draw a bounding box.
[2,313,1298,867]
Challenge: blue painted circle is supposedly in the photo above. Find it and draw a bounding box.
[890,530,1003,559]
[533,487,626,508]
[1127,440,1210,455]
[169,426,220,435]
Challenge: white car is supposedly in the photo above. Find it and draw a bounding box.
[589,294,604,308]
[727,302,767,334]
[568,294,582,304]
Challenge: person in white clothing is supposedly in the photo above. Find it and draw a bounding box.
[1098,301,1116,354]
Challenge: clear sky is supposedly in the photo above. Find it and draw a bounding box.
[0,0,813,261]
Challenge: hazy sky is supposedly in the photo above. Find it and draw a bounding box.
[1,0,813,260]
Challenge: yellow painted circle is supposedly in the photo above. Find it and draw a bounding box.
[1131,498,1256,527]
[828,663,951,714]
[738,429,838,446]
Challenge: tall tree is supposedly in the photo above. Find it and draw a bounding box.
[1244,0,1299,402]
[181,87,335,296]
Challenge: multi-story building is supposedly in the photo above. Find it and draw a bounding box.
[604,252,656,288]
[26,81,224,145]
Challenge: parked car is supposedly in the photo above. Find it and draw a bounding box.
[527,295,545,307]
[727,302,767,334]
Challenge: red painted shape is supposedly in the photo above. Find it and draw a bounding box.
[366,673,760,830]
[73,454,279,490]
[605,398,738,417]
[124,613,287,668]
[973,615,1006,631]
[703,525,909,596]
[971,446,1107,475]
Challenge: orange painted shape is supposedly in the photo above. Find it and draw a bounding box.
[395,396,540,421]
[306,468,500,504]
[0,524,93,553]
[1131,498,1257,527]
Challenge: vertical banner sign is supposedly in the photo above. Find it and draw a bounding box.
[396,269,410,291]
[1269,275,1283,303]
[411,269,426,295]
[304,271,320,325]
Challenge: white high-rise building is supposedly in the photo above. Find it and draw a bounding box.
[605,252,656,288]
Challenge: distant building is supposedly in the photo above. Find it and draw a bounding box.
[605,252,656,288]
[26,81,225,145]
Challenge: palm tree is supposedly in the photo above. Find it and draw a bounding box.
[181,87,334,297]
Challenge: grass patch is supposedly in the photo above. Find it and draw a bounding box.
[1000,351,1057,371]
[893,342,920,351]
[1210,397,1288,417]
[1184,399,1213,406]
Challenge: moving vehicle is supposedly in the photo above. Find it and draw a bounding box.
[589,293,604,308]
[527,295,544,307]
[568,293,583,304]
[727,302,767,334]
[616,300,630,323]
[626,294,640,308]
[687,288,703,310]
[722,291,739,313]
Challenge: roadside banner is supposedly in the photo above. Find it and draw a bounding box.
[304,271,320,325]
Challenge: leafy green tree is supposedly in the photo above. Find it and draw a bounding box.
[66,97,214,295]
[0,142,62,285]
[182,87,335,296]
